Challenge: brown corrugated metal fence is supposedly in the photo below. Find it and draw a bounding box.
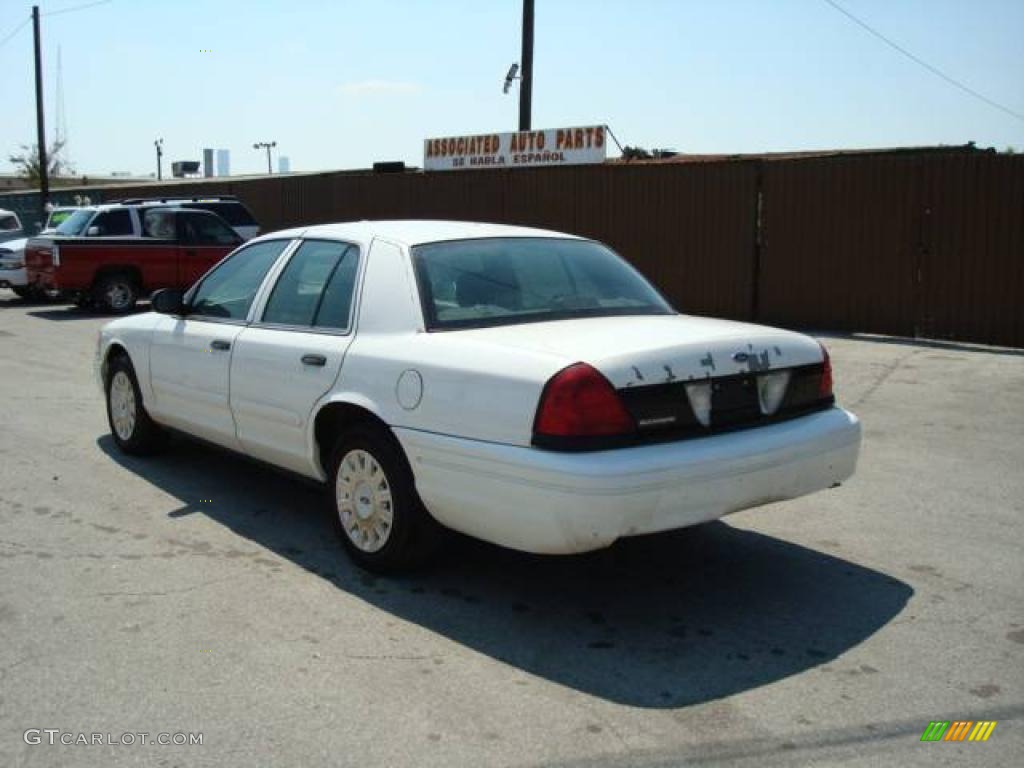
[6,150,1022,346]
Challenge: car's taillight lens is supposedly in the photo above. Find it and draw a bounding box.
[819,343,833,398]
[534,363,635,438]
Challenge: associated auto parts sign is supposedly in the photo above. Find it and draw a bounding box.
[424,125,607,171]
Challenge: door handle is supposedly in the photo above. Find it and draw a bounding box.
[301,353,327,367]
[210,339,231,351]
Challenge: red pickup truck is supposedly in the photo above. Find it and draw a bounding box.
[25,207,242,312]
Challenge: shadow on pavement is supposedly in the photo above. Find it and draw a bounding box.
[25,304,149,321]
[98,434,912,709]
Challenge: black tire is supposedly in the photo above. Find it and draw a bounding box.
[94,273,138,313]
[327,423,444,573]
[11,286,32,300]
[105,354,166,455]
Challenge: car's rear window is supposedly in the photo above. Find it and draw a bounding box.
[412,237,673,330]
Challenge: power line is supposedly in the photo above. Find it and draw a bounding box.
[0,16,30,51]
[822,0,1024,124]
[43,0,113,18]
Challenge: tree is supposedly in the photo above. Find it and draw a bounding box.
[7,140,73,182]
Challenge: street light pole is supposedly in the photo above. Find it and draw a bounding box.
[154,138,164,180]
[32,6,49,224]
[519,0,534,131]
[254,141,276,174]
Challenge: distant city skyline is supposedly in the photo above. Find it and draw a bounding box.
[0,0,1021,177]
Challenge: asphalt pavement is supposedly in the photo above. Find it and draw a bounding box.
[1,291,1021,767]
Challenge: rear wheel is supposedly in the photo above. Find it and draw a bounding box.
[95,273,138,313]
[11,286,31,300]
[328,424,443,573]
[105,355,166,455]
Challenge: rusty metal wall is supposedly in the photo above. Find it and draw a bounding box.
[918,154,1024,348]
[759,154,924,337]
[8,152,1021,346]
[759,152,1024,347]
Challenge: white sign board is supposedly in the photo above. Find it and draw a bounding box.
[424,125,607,171]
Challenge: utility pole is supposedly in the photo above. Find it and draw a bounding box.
[518,0,534,131]
[32,6,49,225]
[253,141,276,174]
[154,138,164,180]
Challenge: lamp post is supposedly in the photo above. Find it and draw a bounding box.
[253,141,276,174]
[154,138,163,180]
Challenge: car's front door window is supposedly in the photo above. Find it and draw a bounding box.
[188,240,289,321]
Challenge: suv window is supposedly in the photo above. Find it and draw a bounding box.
[143,209,176,239]
[262,240,357,329]
[0,214,21,231]
[90,209,133,236]
[189,240,289,320]
[183,202,256,226]
[180,212,240,245]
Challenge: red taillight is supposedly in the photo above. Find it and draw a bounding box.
[819,343,833,398]
[534,363,635,438]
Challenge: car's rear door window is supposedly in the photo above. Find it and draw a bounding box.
[261,240,357,330]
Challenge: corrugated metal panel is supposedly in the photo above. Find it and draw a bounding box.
[920,154,1024,347]
[572,161,758,319]
[759,155,922,337]
[6,151,1019,347]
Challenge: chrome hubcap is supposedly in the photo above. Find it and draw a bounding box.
[106,282,132,310]
[336,449,393,553]
[109,371,136,441]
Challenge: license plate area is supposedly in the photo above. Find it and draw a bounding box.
[711,374,760,426]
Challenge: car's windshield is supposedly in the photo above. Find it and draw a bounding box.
[55,209,95,236]
[412,237,673,330]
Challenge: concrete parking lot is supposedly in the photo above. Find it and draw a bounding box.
[1,290,1021,767]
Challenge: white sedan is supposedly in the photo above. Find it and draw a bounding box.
[97,220,861,571]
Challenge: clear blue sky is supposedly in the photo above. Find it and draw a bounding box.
[1,0,1021,177]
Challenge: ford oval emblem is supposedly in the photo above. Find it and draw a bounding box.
[732,351,749,363]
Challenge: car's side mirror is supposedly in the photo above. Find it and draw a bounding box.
[151,288,187,316]
[86,226,100,236]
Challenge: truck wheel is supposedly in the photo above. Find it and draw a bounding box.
[328,424,444,573]
[11,286,31,300]
[95,274,138,313]
[105,354,166,455]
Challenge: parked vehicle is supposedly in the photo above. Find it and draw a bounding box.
[111,196,260,240]
[42,196,257,242]
[96,220,861,572]
[0,237,31,298]
[0,209,26,242]
[26,207,241,312]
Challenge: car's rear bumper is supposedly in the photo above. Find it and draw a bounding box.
[395,407,861,554]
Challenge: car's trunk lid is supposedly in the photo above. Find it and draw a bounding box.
[454,314,832,445]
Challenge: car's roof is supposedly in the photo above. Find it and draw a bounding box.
[254,220,581,247]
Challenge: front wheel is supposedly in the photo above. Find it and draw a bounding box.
[106,355,166,455]
[328,424,444,573]
[11,286,32,300]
